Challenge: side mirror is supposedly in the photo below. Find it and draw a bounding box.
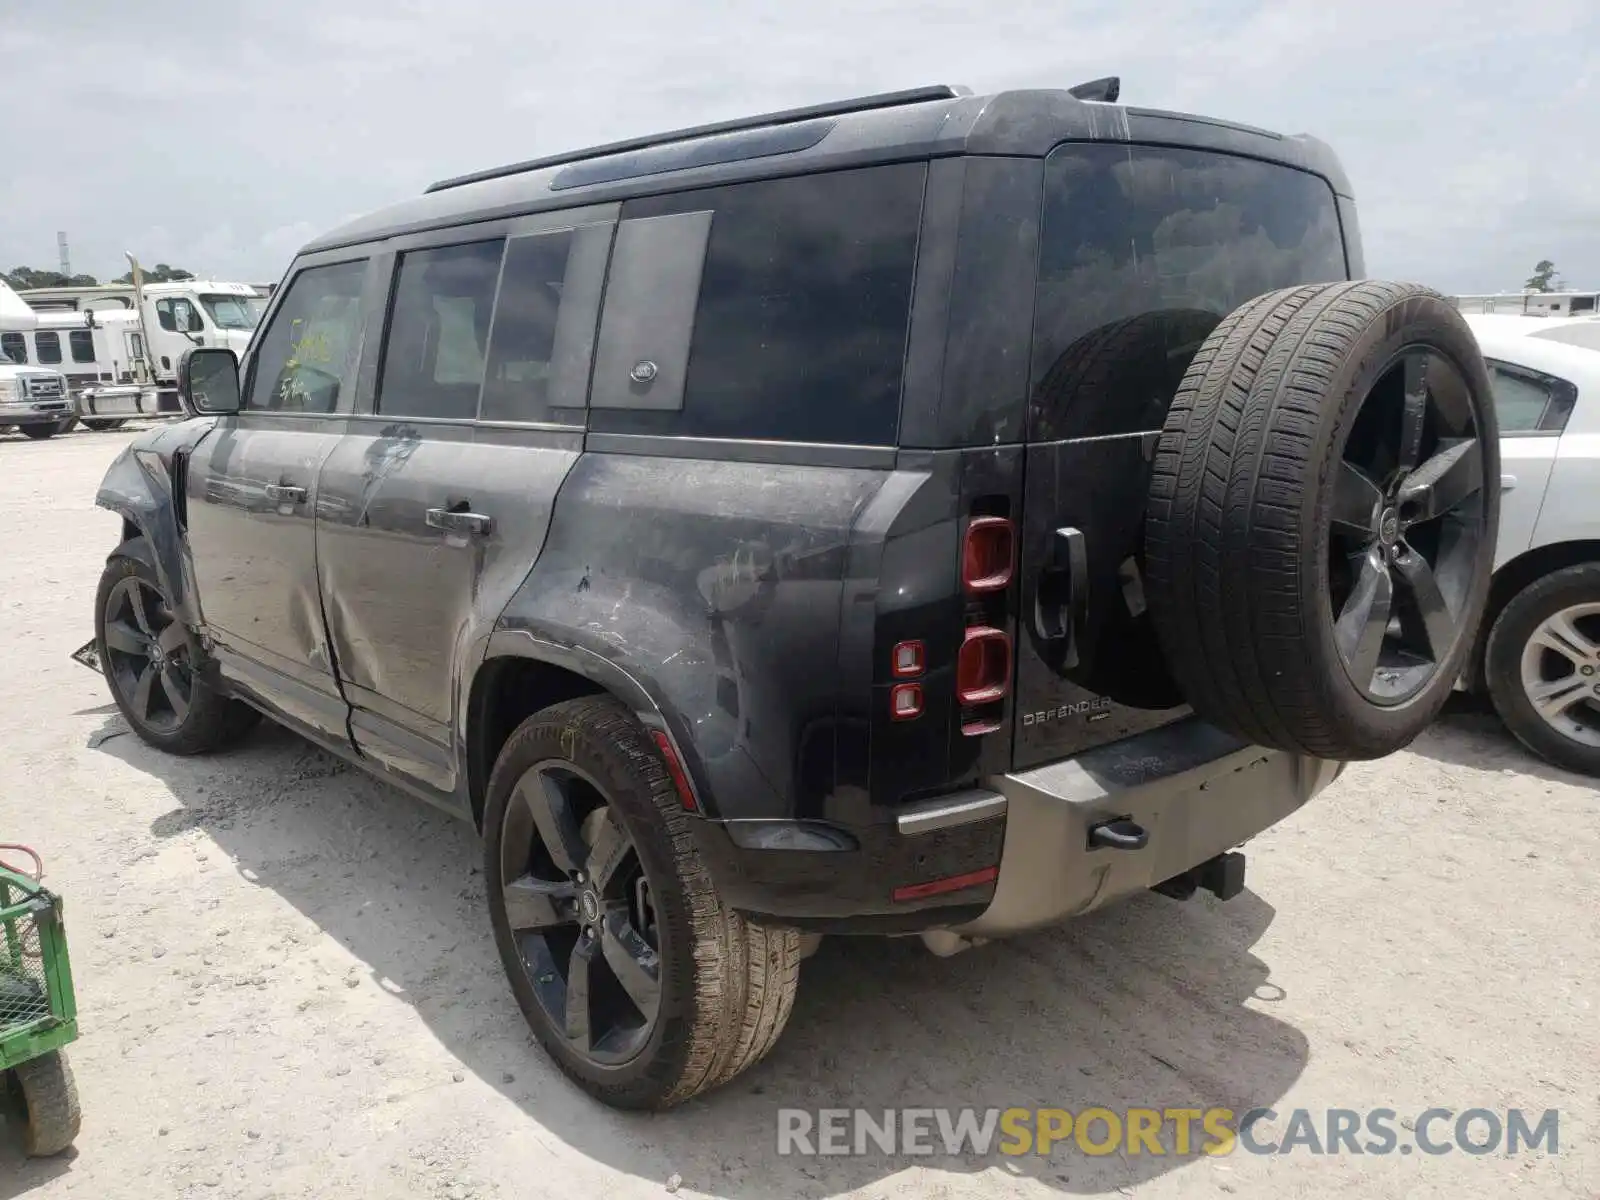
[178,347,241,416]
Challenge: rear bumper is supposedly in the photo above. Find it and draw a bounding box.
[954,723,1342,937]
[701,718,1342,936]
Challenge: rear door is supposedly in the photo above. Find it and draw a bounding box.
[1012,143,1351,769]
[312,208,614,799]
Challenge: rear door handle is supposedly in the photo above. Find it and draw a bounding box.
[426,506,494,537]
[1032,526,1089,669]
[264,483,307,504]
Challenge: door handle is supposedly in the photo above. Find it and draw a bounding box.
[1032,526,1088,669]
[264,483,307,504]
[426,505,494,537]
[1500,473,1517,493]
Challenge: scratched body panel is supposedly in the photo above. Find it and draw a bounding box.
[314,420,581,793]
[496,450,887,822]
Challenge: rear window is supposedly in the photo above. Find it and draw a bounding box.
[1030,145,1348,440]
[35,332,62,364]
[1485,357,1578,434]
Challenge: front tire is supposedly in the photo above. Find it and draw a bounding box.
[483,695,799,1109]
[19,424,56,440]
[1485,564,1600,776]
[82,418,127,432]
[94,540,258,754]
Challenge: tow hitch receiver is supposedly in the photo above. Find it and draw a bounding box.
[1153,851,1247,903]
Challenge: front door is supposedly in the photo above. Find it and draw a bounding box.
[184,255,374,740]
[313,216,612,798]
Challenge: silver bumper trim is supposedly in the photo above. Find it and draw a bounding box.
[895,789,1007,836]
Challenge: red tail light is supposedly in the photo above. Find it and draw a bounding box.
[962,517,1014,594]
[956,626,1011,705]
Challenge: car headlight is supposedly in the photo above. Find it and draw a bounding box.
[0,379,19,402]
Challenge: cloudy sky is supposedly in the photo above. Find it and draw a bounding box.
[2,0,1595,294]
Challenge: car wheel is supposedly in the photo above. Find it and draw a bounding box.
[1485,563,1600,776]
[11,1050,81,1157]
[1145,281,1500,760]
[483,695,799,1110]
[18,424,56,440]
[95,539,259,754]
[82,418,127,432]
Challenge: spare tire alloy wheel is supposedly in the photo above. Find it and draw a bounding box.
[1329,345,1489,706]
[500,761,662,1066]
[1146,282,1500,760]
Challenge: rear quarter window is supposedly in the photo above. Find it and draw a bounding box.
[1030,145,1348,441]
[590,163,926,445]
[1485,357,1579,434]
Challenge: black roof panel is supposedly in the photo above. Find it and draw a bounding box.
[303,86,1355,255]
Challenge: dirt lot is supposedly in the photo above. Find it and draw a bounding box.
[0,426,1595,1200]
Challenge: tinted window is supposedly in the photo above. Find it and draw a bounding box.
[1,332,25,364]
[246,260,368,413]
[378,240,504,420]
[1485,357,1578,434]
[35,332,61,364]
[155,297,202,333]
[1031,145,1348,440]
[69,330,95,363]
[594,163,925,444]
[480,231,574,423]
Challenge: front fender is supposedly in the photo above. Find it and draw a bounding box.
[94,418,216,625]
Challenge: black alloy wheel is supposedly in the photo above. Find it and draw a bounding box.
[498,760,662,1067]
[1329,346,1492,705]
[102,574,194,733]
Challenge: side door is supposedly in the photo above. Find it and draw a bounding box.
[1483,355,1578,565]
[184,254,375,740]
[312,208,615,801]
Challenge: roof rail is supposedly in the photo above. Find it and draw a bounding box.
[424,83,971,195]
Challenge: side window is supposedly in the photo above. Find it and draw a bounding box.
[0,332,25,364]
[480,230,579,423]
[377,239,504,420]
[1485,358,1579,435]
[69,330,96,363]
[591,164,926,444]
[245,260,368,413]
[35,332,62,364]
[156,298,203,333]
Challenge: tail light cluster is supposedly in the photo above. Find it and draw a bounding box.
[888,506,1016,735]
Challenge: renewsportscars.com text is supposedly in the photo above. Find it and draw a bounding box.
[776,1106,1560,1158]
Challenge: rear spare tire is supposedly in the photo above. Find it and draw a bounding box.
[1145,281,1500,760]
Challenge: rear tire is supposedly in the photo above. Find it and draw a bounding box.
[13,1050,81,1157]
[95,540,258,754]
[1145,281,1500,760]
[484,695,799,1109]
[1485,564,1600,776]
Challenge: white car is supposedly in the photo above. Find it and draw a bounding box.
[1463,313,1600,774]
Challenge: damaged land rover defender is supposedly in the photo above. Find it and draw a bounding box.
[86,81,1501,1109]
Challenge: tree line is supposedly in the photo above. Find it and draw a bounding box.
[3,263,195,290]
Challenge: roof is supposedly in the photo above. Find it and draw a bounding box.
[303,85,1355,256]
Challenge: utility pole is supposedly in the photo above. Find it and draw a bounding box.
[57,231,71,278]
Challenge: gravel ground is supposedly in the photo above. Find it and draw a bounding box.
[0,426,1595,1200]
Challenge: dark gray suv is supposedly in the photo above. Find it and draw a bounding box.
[86,82,1501,1109]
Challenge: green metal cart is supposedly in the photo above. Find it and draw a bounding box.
[0,857,80,1157]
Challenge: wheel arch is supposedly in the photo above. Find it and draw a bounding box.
[1468,539,1600,691]
[465,630,704,832]
[94,441,196,626]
